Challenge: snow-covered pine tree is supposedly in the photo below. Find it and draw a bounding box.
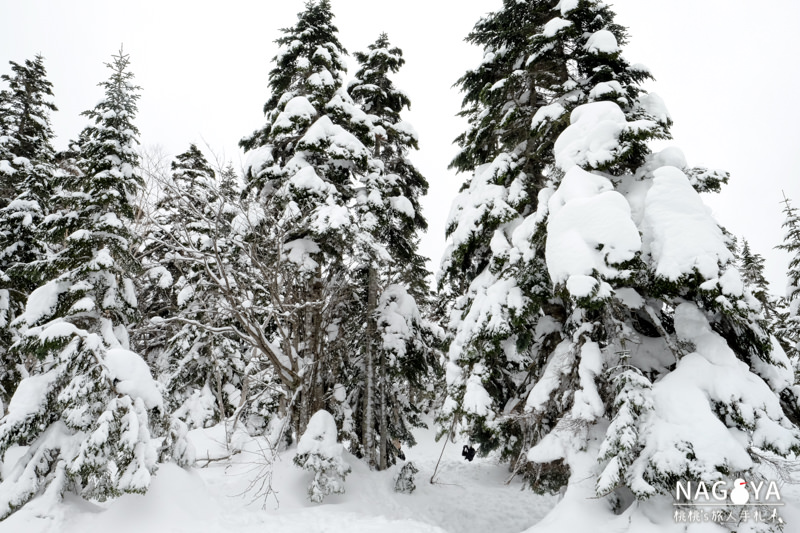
[293,409,351,503]
[502,3,799,530]
[776,194,800,384]
[438,0,563,468]
[778,194,800,325]
[738,239,775,320]
[239,0,375,438]
[443,1,800,529]
[346,33,441,470]
[138,144,250,431]
[439,0,665,467]
[0,49,163,517]
[0,56,59,405]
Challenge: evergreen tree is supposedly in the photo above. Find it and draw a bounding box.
[440,0,670,468]
[777,194,800,373]
[239,0,375,438]
[778,194,800,317]
[346,34,441,469]
[443,1,800,529]
[0,49,162,517]
[738,239,775,320]
[0,57,59,405]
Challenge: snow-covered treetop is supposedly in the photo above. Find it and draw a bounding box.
[348,33,430,286]
[0,55,58,165]
[162,143,218,209]
[779,194,800,309]
[239,1,378,262]
[241,0,348,153]
[349,33,409,132]
[76,47,143,220]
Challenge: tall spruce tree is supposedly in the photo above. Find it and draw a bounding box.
[346,34,440,469]
[778,194,800,320]
[739,239,775,320]
[0,57,59,405]
[439,0,563,468]
[443,1,800,529]
[239,0,376,438]
[439,0,670,468]
[0,50,162,517]
[776,195,800,375]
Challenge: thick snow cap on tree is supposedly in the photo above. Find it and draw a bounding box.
[297,409,345,460]
[554,102,627,171]
[545,166,640,297]
[554,101,660,172]
[640,165,732,280]
[105,348,163,410]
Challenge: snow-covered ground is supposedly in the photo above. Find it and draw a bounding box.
[3,418,555,533]
[5,416,800,533]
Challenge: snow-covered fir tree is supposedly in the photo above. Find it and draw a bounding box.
[346,33,441,470]
[438,0,564,467]
[239,3,438,468]
[441,1,800,529]
[776,194,800,374]
[738,239,775,320]
[239,0,376,439]
[0,56,59,404]
[293,409,350,502]
[0,49,163,518]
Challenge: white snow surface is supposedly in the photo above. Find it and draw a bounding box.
[631,304,800,486]
[271,96,317,131]
[530,102,565,131]
[296,409,345,459]
[584,30,619,54]
[389,194,415,218]
[555,0,579,15]
[3,372,58,427]
[9,418,560,533]
[543,17,572,38]
[18,279,65,326]
[283,238,321,271]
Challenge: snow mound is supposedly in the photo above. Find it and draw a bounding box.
[297,409,345,459]
[584,30,619,54]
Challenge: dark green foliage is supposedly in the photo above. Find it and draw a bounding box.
[0,56,59,406]
[0,50,161,517]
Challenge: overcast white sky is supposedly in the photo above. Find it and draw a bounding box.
[1,0,799,294]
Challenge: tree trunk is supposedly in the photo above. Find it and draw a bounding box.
[362,265,378,468]
[378,337,388,470]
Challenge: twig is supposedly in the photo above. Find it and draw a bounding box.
[430,412,458,484]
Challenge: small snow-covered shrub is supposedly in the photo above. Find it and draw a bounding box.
[393,461,419,494]
[293,410,350,503]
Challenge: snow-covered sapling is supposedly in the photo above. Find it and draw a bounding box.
[393,461,419,494]
[293,409,351,503]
